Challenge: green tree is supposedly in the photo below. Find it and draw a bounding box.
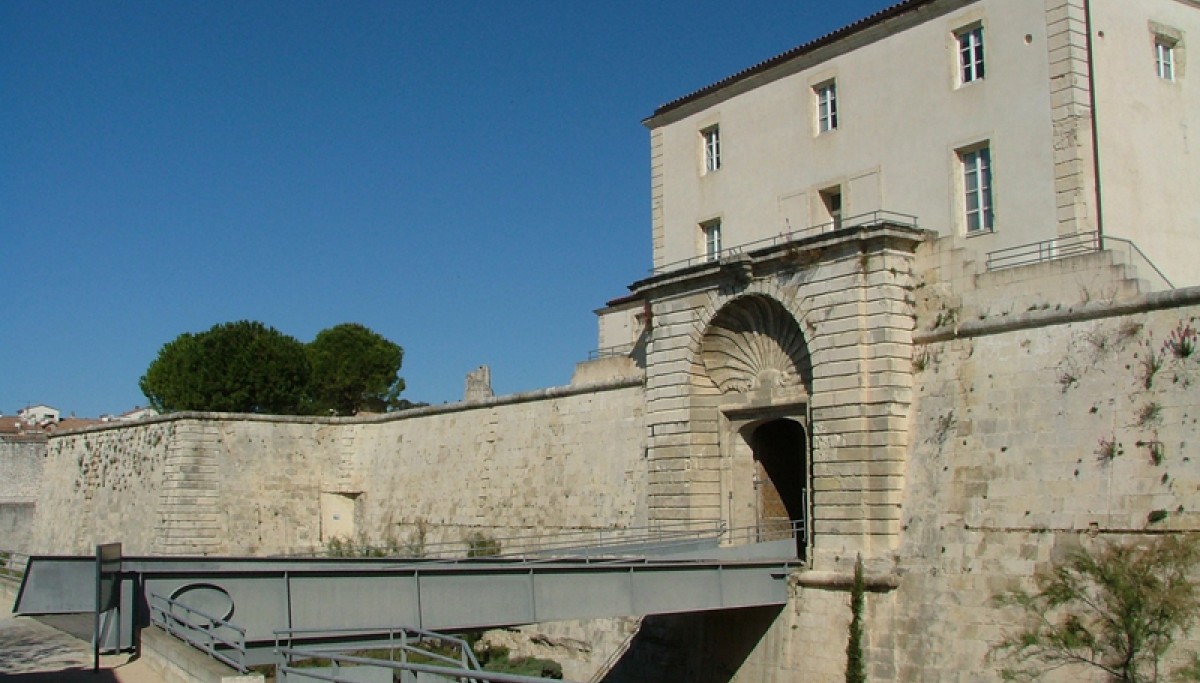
[140,321,311,414]
[306,323,406,416]
[991,535,1200,683]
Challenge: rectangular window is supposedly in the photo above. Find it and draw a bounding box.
[820,187,843,230]
[961,145,994,233]
[702,220,722,261]
[957,25,985,84]
[816,81,838,133]
[702,126,721,173]
[1156,38,1176,81]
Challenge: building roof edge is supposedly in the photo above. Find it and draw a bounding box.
[642,0,942,127]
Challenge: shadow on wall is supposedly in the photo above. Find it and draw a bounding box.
[604,605,782,683]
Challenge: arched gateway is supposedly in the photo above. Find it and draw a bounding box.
[700,294,812,558]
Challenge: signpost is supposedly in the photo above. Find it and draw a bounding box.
[94,543,121,673]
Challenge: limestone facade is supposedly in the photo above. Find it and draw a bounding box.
[641,0,1200,288]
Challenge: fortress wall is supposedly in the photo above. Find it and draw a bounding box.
[29,380,646,557]
[347,382,647,551]
[30,421,177,554]
[889,299,1200,681]
[0,438,47,552]
[0,439,44,502]
[720,295,1200,683]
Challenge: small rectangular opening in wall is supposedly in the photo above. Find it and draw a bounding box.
[819,187,843,230]
[320,491,361,543]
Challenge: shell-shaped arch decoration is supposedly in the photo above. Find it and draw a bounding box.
[701,295,810,394]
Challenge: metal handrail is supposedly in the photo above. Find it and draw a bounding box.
[149,592,249,673]
[985,231,1175,291]
[0,549,29,579]
[273,623,483,671]
[985,231,1100,271]
[298,517,814,562]
[651,209,920,275]
[722,518,806,546]
[277,648,571,683]
[587,343,636,361]
[301,519,727,561]
[1103,235,1175,290]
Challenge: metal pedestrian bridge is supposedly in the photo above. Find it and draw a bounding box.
[10,523,801,669]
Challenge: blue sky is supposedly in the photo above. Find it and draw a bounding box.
[1,1,895,417]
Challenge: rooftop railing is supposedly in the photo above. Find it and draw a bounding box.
[586,343,636,361]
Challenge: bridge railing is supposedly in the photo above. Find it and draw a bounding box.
[296,516,815,562]
[275,625,576,683]
[300,520,728,561]
[149,592,249,673]
[275,647,572,683]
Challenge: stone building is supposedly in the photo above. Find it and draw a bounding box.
[592,0,1200,564]
[633,0,1197,288]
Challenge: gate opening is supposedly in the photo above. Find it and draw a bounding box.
[750,419,807,556]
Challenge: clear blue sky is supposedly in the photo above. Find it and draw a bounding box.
[1,1,895,417]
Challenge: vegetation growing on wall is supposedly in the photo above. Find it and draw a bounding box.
[990,535,1200,683]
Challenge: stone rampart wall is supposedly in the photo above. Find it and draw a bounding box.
[0,438,45,502]
[30,380,647,557]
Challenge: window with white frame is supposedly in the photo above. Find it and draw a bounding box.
[1156,37,1176,81]
[701,219,722,261]
[960,145,994,233]
[702,126,721,173]
[956,25,985,84]
[816,81,838,133]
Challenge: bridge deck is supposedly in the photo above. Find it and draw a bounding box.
[14,551,796,665]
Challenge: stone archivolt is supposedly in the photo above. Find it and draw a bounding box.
[701,295,810,394]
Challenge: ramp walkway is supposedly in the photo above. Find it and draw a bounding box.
[10,523,801,669]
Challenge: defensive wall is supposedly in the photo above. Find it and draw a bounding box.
[27,379,647,557]
[618,242,1200,683]
[0,437,44,552]
[16,236,1200,681]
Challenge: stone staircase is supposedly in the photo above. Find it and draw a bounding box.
[912,236,1157,334]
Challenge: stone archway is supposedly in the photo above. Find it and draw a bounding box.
[699,295,812,558]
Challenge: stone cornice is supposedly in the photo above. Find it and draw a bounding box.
[630,223,931,300]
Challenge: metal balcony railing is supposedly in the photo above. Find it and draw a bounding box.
[651,210,920,275]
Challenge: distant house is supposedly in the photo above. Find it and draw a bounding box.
[118,406,158,422]
[17,405,59,426]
